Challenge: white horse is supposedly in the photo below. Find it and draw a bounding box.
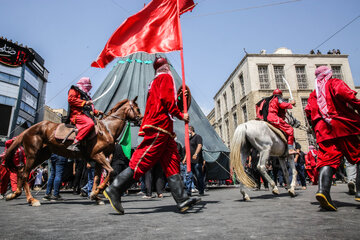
[230,120,297,201]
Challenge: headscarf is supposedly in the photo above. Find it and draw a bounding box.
[308,145,315,151]
[154,64,177,101]
[315,66,333,124]
[77,77,92,95]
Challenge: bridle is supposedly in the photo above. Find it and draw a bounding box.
[106,100,142,126]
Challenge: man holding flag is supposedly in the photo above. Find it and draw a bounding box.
[104,57,201,214]
[91,0,199,214]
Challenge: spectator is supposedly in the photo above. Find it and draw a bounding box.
[143,162,166,199]
[305,145,318,185]
[294,142,307,190]
[33,166,45,191]
[72,158,85,195]
[248,148,269,190]
[345,158,357,195]
[43,154,67,201]
[184,126,205,196]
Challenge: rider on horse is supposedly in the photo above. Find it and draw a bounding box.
[67,77,103,152]
[266,89,296,155]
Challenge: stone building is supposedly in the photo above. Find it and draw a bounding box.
[208,47,355,151]
[43,105,67,123]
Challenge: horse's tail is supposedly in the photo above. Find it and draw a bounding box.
[3,132,25,172]
[230,123,256,188]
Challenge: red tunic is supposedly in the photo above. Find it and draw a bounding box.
[139,73,184,137]
[305,78,360,143]
[267,96,294,145]
[68,88,99,124]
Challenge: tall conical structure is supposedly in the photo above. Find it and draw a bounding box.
[93,52,230,180]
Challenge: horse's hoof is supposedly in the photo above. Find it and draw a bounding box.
[89,192,97,200]
[96,199,105,205]
[31,200,41,207]
[5,194,14,201]
[272,187,279,195]
[243,194,251,201]
[288,189,296,197]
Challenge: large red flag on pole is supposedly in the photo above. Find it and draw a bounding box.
[92,0,195,68]
[92,0,195,173]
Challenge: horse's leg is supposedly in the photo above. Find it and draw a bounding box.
[6,168,23,201]
[257,149,279,195]
[90,153,113,204]
[239,182,250,201]
[287,155,297,197]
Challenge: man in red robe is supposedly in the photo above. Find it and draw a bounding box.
[104,57,200,214]
[305,145,318,184]
[67,77,102,151]
[267,89,297,154]
[305,66,360,211]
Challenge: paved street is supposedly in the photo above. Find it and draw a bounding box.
[0,183,359,240]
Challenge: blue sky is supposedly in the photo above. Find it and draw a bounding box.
[1,0,359,115]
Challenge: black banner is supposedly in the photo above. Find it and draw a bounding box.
[0,39,34,67]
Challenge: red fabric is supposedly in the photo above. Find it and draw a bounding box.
[1,138,26,168]
[0,165,9,194]
[305,78,360,143]
[9,172,17,192]
[139,73,184,136]
[68,88,98,124]
[75,115,95,141]
[179,0,196,14]
[92,0,182,68]
[305,150,318,183]
[267,96,294,145]
[129,130,180,180]
[317,135,360,170]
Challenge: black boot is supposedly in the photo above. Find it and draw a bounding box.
[316,166,337,211]
[103,167,135,214]
[167,174,201,212]
[355,163,360,202]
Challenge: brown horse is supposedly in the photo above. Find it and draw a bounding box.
[3,98,142,206]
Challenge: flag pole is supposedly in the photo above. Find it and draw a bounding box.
[176,0,191,173]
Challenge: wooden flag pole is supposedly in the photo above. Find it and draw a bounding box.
[176,0,191,172]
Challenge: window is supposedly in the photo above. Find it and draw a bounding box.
[258,66,270,89]
[0,95,16,106]
[223,92,228,111]
[296,66,308,89]
[20,101,36,116]
[24,80,39,98]
[230,83,236,105]
[0,72,19,85]
[274,65,285,89]
[217,99,221,116]
[331,66,343,79]
[239,74,245,96]
[242,105,248,122]
[301,98,309,114]
[233,113,238,129]
[225,119,230,146]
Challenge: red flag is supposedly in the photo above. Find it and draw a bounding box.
[179,0,196,15]
[92,0,193,68]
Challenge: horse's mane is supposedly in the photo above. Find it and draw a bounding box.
[104,99,128,118]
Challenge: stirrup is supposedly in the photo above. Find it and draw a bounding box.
[67,143,80,152]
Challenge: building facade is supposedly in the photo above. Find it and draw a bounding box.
[209,47,355,151]
[43,106,67,124]
[0,37,48,145]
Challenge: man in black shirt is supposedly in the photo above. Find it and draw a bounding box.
[183,126,205,196]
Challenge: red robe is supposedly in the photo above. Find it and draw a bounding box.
[68,88,99,141]
[130,73,184,180]
[267,96,294,145]
[305,78,360,169]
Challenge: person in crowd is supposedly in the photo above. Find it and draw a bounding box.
[110,142,130,184]
[294,142,307,190]
[143,162,165,199]
[305,145,318,185]
[269,157,281,186]
[267,89,297,154]
[183,126,205,196]
[345,158,357,195]
[305,66,360,211]
[33,166,45,190]
[0,137,25,199]
[72,158,85,195]
[66,77,103,151]
[104,57,200,214]
[43,154,67,201]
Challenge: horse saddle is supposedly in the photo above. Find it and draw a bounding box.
[54,123,98,144]
[263,121,288,144]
